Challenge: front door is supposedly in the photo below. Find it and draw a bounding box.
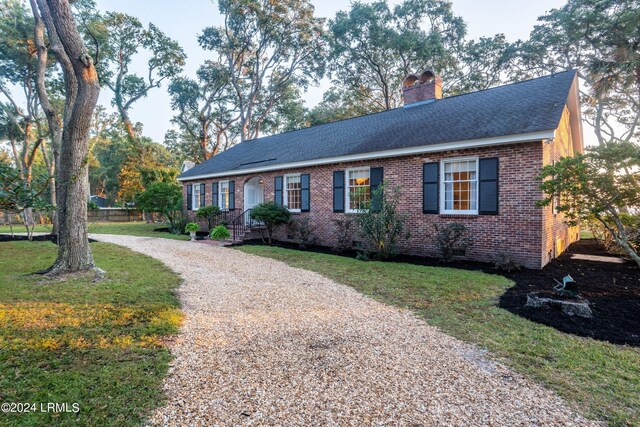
[244,177,265,224]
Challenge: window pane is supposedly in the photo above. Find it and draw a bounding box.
[348,169,370,210]
[286,175,301,210]
[442,160,478,212]
[219,182,229,210]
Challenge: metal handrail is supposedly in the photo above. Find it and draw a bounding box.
[231,208,254,241]
[210,208,236,228]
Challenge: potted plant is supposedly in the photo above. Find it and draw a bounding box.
[185,222,200,241]
[210,224,231,241]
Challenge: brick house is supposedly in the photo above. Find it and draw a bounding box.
[177,70,583,269]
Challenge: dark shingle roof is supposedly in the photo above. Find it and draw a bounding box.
[179,70,576,180]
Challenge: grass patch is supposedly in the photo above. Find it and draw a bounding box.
[236,245,640,426]
[0,222,188,241]
[0,241,182,426]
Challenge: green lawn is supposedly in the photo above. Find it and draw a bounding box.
[0,241,182,426]
[0,222,189,241]
[236,245,640,427]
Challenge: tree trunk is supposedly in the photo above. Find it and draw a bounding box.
[29,0,62,236]
[36,0,101,276]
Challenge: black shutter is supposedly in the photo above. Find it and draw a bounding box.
[333,171,344,212]
[200,183,205,208]
[301,174,310,212]
[228,180,235,210]
[369,167,384,212]
[274,176,283,206]
[186,184,193,210]
[423,162,439,214]
[212,182,219,207]
[479,157,499,215]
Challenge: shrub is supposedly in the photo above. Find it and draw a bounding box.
[196,205,221,229]
[332,218,354,253]
[87,200,100,210]
[434,223,473,262]
[358,182,410,259]
[250,202,291,245]
[185,222,200,233]
[588,213,640,256]
[491,251,521,272]
[210,225,231,240]
[169,212,188,235]
[135,182,183,232]
[288,217,317,248]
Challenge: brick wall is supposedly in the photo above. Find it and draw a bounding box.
[541,107,581,265]
[182,140,565,269]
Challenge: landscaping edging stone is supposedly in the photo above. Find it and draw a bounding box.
[525,293,593,318]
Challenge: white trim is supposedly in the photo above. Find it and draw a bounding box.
[440,157,479,215]
[177,130,554,181]
[192,182,201,211]
[345,166,371,214]
[283,173,302,213]
[218,180,230,211]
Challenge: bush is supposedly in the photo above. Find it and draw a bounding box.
[332,218,354,253]
[210,225,231,240]
[358,182,410,259]
[196,205,221,229]
[434,223,473,262]
[491,251,521,272]
[135,182,183,232]
[250,202,291,245]
[169,212,188,235]
[588,213,640,256]
[185,222,200,233]
[87,200,100,210]
[287,217,317,248]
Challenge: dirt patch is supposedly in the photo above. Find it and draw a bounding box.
[499,239,640,347]
[0,234,98,244]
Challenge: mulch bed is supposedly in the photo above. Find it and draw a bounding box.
[0,234,96,243]
[499,239,640,347]
[245,238,640,346]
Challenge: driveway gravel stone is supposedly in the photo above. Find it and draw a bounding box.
[91,234,600,426]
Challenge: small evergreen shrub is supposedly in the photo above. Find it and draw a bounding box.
[250,202,291,245]
[196,205,221,229]
[210,225,231,240]
[491,251,521,272]
[332,218,354,253]
[358,182,410,259]
[434,223,473,262]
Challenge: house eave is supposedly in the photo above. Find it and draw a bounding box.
[177,129,555,182]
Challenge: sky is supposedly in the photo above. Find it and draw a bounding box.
[94,0,568,143]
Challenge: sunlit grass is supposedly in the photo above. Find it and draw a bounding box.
[0,221,189,240]
[0,241,182,426]
[236,245,640,427]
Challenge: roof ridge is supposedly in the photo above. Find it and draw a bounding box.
[235,69,577,145]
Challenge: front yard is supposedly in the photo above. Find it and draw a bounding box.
[236,245,640,427]
[0,222,189,241]
[0,241,182,426]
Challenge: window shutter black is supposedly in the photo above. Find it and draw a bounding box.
[423,162,439,214]
[274,176,283,206]
[479,157,499,215]
[301,174,310,212]
[212,182,219,207]
[333,171,344,212]
[369,167,384,212]
[186,184,193,210]
[200,183,205,207]
[228,180,235,210]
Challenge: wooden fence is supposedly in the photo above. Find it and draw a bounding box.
[1,209,143,224]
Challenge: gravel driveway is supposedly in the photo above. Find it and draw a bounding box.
[92,234,599,426]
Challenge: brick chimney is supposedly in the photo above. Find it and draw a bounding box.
[402,69,442,106]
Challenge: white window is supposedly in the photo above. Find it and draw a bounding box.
[346,167,370,213]
[219,180,230,210]
[192,183,201,211]
[441,158,478,215]
[283,174,302,212]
